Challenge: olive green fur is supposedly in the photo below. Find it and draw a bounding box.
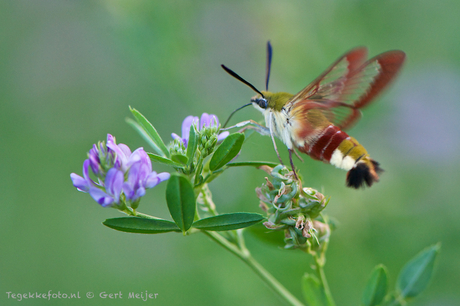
[259,91,293,111]
[337,137,371,164]
[305,109,330,128]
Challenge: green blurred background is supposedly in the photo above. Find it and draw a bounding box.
[1,0,459,305]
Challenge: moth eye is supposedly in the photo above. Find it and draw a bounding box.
[258,98,268,109]
[251,97,268,109]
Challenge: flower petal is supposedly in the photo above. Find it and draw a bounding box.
[157,172,171,182]
[89,187,114,207]
[171,133,182,141]
[118,143,132,159]
[70,173,89,192]
[106,134,116,144]
[145,172,170,188]
[126,162,140,187]
[81,159,91,181]
[210,114,219,127]
[105,168,124,203]
[134,187,146,200]
[200,113,211,129]
[182,116,199,140]
[123,158,150,201]
[80,159,98,187]
[133,148,151,171]
[88,145,102,175]
[126,147,144,169]
[217,131,230,141]
[107,136,129,171]
[122,182,134,200]
[144,175,160,189]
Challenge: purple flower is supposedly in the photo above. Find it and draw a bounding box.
[171,113,229,147]
[122,148,170,202]
[70,159,93,193]
[71,134,170,208]
[88,168,124,207]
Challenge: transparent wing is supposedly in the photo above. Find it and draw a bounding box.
[287,48,406,130]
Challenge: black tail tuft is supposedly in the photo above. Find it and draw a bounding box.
[346,160,383,189]
[371,160,383,175]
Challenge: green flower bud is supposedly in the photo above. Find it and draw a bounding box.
[256,164,331,250]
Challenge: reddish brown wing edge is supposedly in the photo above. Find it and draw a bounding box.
[353,50,406,109]
[336,50,406,129]
[288,48,406,130]
[289,47,369,103]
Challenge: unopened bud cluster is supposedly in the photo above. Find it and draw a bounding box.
[169,137,187,156]
[256,165,330,250]
[169,114,229,174]
[197,125,219,157]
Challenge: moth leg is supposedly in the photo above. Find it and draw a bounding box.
[221,120,270,136]
[268,112,284,165]
[223,117,284,165]
[288,149,299,180]
[294,148,304,162]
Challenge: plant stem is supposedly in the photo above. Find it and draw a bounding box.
[309,214,335,306]
[313,254,335,306]
[131,211,161,219]
[203,231,304,306]
[243,254,304,306]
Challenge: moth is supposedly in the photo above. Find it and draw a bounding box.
[221,42,405,188]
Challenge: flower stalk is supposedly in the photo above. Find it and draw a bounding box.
[203,230,305,306]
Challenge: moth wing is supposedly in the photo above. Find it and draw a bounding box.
[287,48,405,130]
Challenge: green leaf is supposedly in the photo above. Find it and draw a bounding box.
[246,223,285,248]
[103,217,180,234]
[186,124,197,166]
[147,153,182,167]
[165,173,196,232]
[302,274,329,306]
[171,154,188,165]
[380,294,402,306]
[126,118,163,154]
[192,213,265,231]
[130,106,170,157]
[227,161,279,168]
[209,133,245,171]
[194,160,204,186]
[396,243,440,299]
[362,264,389,306]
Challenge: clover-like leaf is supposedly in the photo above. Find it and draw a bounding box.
[209,133,244,171]
[148,153,182,167]
[126,118,163,155]
[171,154,188,165]
[103,217,180,234]
[246,223,285,248]
[227,161,278,168]
[192,213,264,231]
[186,124,197,166]
[165,173,196,232]
[362,264,388,306]
[396,243,440,299]
[130,106,169,157]
[380,294,402,306]
[302,274,329,306]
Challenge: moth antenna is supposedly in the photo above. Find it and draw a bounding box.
[265,41,273,91]
[222,102,252,128]
[221,64,265,98]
